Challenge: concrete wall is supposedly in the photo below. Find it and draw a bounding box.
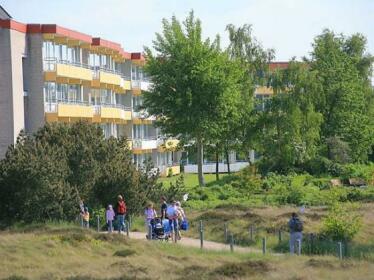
[25,33,44,133]
[0,28,26,158]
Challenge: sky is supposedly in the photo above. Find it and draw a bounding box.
[1,0,373,61]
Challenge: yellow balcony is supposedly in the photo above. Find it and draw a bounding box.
[122,80,131,91]
[44,61,93,85]
[100,107,132,122]
[45,103,94,122]
[158,139,180,152]
[99,71,122,86]
[255,86,274,95]
[161,165,181,177]
[58,104,93,118]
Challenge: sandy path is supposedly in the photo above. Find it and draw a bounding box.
[126,231,263,254]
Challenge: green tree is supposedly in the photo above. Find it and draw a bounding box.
[258,62,323,174]
[143,11,244,186]
[0,122,158,225]
[225,24,275,168]
[310,30,374,162]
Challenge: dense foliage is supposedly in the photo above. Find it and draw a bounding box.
[0,122,160,225]
[322,203,362,241]
[182,166,374,210]
[143,12,245,186]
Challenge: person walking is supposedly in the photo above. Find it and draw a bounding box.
[106,204,115,233]
[288,212,303,255]
[160,196,168,221]
[175,201,186,240]
[82,207,90,228]
[144,202,157,238]
[116,195,127,234]
[166,200,179,242]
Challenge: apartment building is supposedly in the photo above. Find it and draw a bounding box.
[0,6,181,176]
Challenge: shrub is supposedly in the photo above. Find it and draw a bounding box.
[160,175,186,202]
[0,122,161,226]
[321,203,362,241]
[272,183,305,205]
[114,249,136,257]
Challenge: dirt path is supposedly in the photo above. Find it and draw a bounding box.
[126,231,263,254]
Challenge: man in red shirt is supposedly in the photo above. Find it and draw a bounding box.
[116,195,127,233]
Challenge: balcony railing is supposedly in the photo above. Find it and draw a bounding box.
[133,137,158,150]
[43,58,131,81]
[44,102,58,113]
[43,58,91,71]
[100,103,132,111]
[45,101,131,112]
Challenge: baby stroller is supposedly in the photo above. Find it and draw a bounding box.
[150,217,169,241]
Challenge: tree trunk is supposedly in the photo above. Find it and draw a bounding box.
[225,148,231,175]
[197,138,205,186]
[215,148,220,181]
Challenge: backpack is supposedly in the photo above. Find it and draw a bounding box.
[291,218,303,232]
[117,201,126,214]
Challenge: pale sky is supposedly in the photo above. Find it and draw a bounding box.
[1,0,373,61]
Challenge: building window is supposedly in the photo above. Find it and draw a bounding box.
[43,82,56,103]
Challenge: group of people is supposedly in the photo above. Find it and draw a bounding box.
[105,195,127,233]
[80,195,187,242]
[81,196,302,254]
[145,196,187,242]
[80,195,128,233]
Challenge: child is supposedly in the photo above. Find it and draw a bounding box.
[106,205,115,233]
[82,207,90,228]
[144,202,157,234]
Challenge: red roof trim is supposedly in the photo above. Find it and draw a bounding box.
[131,52,145,61]
[92,37,132,60]
[0,19,27,33]
[27,24,41,33]
[269,62,289,70]
[0,19,138,61]
[42,24,92,43]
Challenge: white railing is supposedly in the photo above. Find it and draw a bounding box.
[131,79,152,91]
[133,138,158,150]
[44,101,132,115]
[184,162,249,173]
[100,103,131,111]
[43,58,131,81]
[44,102,57,113]
[43,58,91,72]
[131,80,141,89]
[93,105,101,115]
[132,110,156,121]
[140,81,151,91]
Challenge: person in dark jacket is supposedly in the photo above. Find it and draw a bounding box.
[160,196,168,220]
[288,212,303,255]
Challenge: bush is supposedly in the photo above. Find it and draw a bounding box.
[0,122,160,225]
[321,203,362,241]
[114,249,136,257]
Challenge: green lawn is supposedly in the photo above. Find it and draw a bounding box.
[159,173,227,188]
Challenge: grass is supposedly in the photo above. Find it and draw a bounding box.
[0,224,374,280]
[180,203,374,261]
[159,173,227,189]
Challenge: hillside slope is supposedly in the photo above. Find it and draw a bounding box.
[0,224,373,280]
